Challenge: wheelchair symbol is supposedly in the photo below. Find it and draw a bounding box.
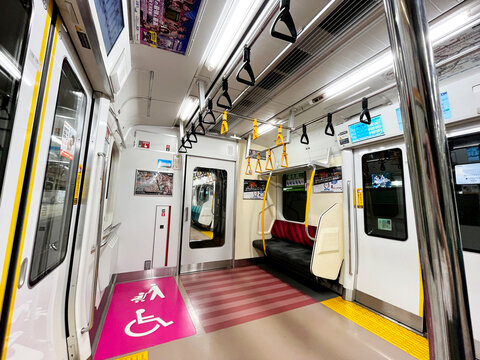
[124,309,174,337]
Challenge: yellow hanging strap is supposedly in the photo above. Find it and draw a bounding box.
[261,174,272,254]
[255,153,262,173]
[221,111,228,134]
[281,143,288,168]
[265,149,273,170]
[252,118,259,140]
[245,157,252,175]
[275,125,284,145]
[305,169,316,241]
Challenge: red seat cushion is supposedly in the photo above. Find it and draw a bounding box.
[271,220,316,248]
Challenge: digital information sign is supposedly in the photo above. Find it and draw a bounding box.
[348,115,385,143]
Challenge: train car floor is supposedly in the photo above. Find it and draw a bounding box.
[94,265,428,360]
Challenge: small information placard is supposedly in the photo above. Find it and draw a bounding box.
[349,115,384,143]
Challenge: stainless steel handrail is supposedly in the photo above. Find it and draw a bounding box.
[347,180,352,276]
[81,152,107,334]
[100,222,121,248]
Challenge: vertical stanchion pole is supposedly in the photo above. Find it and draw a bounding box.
[383,1,475,359]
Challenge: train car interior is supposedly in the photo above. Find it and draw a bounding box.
[1,0,480,359]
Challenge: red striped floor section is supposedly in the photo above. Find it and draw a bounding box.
[181,265,317,333]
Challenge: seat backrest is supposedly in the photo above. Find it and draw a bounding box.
[271,220,316,248]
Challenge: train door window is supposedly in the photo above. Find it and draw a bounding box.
[29,60,87,285]
[362,148,408,240]
[189,167,227,249]
[0,0,32,196]
[282,172,306,222]
[449,133,480,253]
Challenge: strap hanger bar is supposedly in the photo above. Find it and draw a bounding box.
[210,109,293,130]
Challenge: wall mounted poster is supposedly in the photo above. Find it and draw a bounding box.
[243,180,267,200]
[313,166,342,193]
[135,170,173,195]
[136,0,203,55]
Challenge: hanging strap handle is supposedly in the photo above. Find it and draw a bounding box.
[236,45,256,86]
[271,0,297,43]
[300,124,309,144]
[266,149,274,170]
[194,113,206,136]
[245,157,253,175]
[188,129,198,143]
[178,140,188,154]
[252,118,259,140]
[220,111,229,135]
[275,125,284,146]
[359,97,371,124]
[255,153,262,173]
[217,78,233,110]
[325,113,335,136]
[184,136,193,149]
[281,143,288,168]
[203,98,216,124]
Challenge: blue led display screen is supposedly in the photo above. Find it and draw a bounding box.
[349,115,385,143]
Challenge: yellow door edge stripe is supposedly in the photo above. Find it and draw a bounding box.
[1,16,60,360]
[0,0,53,316]
[321,296,429,360]
[116,351,148,360]
[419,255,424,317]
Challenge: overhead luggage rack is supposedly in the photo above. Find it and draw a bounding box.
[258,148,331,176]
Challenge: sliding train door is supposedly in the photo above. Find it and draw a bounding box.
[180,156,235,273]
[353,141,423,331]
[3,12,92,359]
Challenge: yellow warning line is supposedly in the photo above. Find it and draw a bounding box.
[116,351,148,360]
[321,297,429,360]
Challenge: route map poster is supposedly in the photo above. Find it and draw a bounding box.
[135,0,202,55]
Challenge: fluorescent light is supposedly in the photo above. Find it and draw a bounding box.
[178,97,199,121]
[430,11,476,45]
[257,123,275,136]
[204,0,263,71]
[0,49,21,80]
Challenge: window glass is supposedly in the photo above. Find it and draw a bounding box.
[282,172,306,222]
[30,61,87,285]
[449,133,480,253]
[362,148,407,240]
[189,168,227,249]
[0,0,32,197]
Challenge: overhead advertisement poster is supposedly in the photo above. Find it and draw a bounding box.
[243,180,267,200]
[313,166,342,193]
[134,0,203,55]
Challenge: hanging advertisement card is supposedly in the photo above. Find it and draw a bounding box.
[243,180,267,200]
[313,166,343,193]
[60,122,76,160]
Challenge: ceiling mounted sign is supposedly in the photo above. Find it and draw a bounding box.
[134,0,203,55]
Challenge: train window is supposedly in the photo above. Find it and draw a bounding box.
[0,0,32,197]
[282,172,306,222]
[29,60,87,285]
[189,167,227,249]
[449,133,480,253]
[362,148,408,241]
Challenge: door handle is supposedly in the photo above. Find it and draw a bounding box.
[81,152,107,334]
[185,207,189,222]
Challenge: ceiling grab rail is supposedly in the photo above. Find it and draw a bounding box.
[261,172,273,254]
[203,98,216,124]
[300,124,309,144]
[359,97,371,124]
[255,153,262,173]
[194,113,206,135]
[217,78,233,110]
[220,111,229,134]
[270,0,297,43]
[236,45,256,86]
[266,149,274,170]
[245,157,253,175]
[325,113,335,136]
[305,167,316,241]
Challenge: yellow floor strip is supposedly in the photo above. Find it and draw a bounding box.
[116,351,148,360]
[321,297,429,360]
[201,230,213,239]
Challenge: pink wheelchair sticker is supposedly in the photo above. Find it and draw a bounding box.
[94,277,196,360]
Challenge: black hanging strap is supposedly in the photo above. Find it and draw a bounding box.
[178,139,187,153]
[359,97,371,124]
[194,113,206,135]
[188,129,198,143]
[271,0,297,43]
[216,78,233,110]
[236,46,255,86]
[300,124,309,144]
[203,98,216,124]
[184,136,193,149]
[325,113,335,136]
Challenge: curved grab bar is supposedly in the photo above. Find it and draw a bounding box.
[305,168,316,241]
[216,78,233,110]
[271,0,297,43]
[236,46,256,86]
[359,97,371,124]
[203,98,216,124]
[325,113,335,136]
[261,173,272,254]
[300,124,309,144]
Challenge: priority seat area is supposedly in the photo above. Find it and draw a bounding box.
[253,220,317,280]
